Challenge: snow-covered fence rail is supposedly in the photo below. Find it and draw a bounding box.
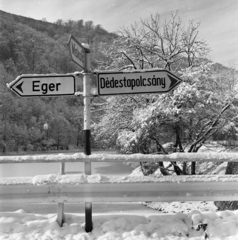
[0,152,238,163]
[1,152,238,229]
[2,174,238,202]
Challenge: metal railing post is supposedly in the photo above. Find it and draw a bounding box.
[57,162,65,226]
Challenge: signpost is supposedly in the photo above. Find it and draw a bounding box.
[7,34,183,233]
[82,45,93,233]
[97,69,182,96]
[68,35,93,232]
[68,35,86,69]
[8,74,76,97]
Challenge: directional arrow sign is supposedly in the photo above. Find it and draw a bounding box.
[97,69,182,96]
[68,35,86,69]
[8,74,76,97]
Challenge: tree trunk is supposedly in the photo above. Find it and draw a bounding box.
[191,162,196,175]
[214,162,238,210]
[188,103,231,175]
[172,123,184,175]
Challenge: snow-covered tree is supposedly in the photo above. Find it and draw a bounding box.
[94,12,238,176]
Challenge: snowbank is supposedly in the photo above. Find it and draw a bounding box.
[1,210,238,239]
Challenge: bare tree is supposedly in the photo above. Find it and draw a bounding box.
[95,12,237,177]
[98,11,210,72]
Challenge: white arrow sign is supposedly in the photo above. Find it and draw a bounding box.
[68,35,86,69]
[97,69,182,96]
[8,74,76,97]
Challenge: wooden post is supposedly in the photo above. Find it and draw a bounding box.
[83,47,93,232]
[57,162,65,226]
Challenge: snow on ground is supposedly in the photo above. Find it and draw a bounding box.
[144,201,217,214]
[1,144,238,239]
[2,209,238,239]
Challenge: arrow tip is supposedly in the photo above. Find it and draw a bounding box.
[168,74,181,90]
[16,82,24,93]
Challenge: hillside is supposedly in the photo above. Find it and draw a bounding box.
[0,10,117,71]
[0,10,116,153]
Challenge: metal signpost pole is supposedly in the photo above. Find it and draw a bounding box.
[68,35,93,232]
[83,47,93,232]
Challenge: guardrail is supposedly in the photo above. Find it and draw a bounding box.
[0,152,238,230]
[0,152,238,163]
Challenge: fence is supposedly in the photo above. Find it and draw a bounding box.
[1,152,238,230]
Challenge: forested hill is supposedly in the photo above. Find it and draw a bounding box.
[0,10,117,71]
[0,10,116,153]
[0,10,58,35]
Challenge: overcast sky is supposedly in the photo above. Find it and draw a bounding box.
[1,0,238,67]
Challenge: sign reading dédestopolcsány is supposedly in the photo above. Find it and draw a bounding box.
[96,69,182,96]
